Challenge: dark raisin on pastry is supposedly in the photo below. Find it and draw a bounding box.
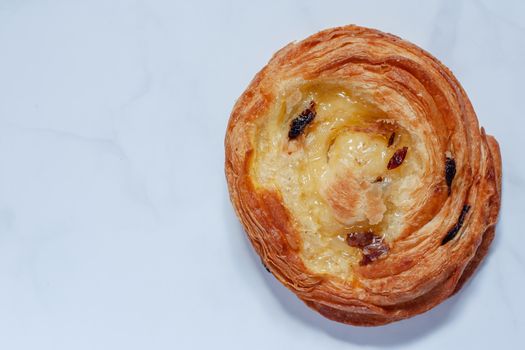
[288,101,317,139]
[387,147,408,170]
[346,231,389,265]
[441,204,471,245]
[387,132,396,147]
[445,156,456,195]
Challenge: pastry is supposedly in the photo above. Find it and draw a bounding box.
[225,25,501,326]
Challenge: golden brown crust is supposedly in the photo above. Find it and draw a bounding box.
[225,25,501,326]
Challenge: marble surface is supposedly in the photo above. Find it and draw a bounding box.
[0,0,523,349]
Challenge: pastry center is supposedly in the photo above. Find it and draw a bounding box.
[251,82,423,279]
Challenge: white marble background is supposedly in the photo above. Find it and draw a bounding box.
[0,0,523,349]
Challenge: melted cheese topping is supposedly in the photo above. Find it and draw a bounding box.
[251,83,424,279]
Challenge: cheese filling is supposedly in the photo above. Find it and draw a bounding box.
[251,82,424,279]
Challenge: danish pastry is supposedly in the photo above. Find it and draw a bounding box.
[225,25,501,326]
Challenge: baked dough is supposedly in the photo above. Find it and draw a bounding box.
[225,25,501,326]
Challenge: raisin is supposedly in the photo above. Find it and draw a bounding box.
[387,147,408,170]
[387,132,396,147]
[361,239,389,265]
[441,204,471,245]
[346,231,389,265]
[346,231,375,248]
[445,156,456,196]
[288,101,316,139]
